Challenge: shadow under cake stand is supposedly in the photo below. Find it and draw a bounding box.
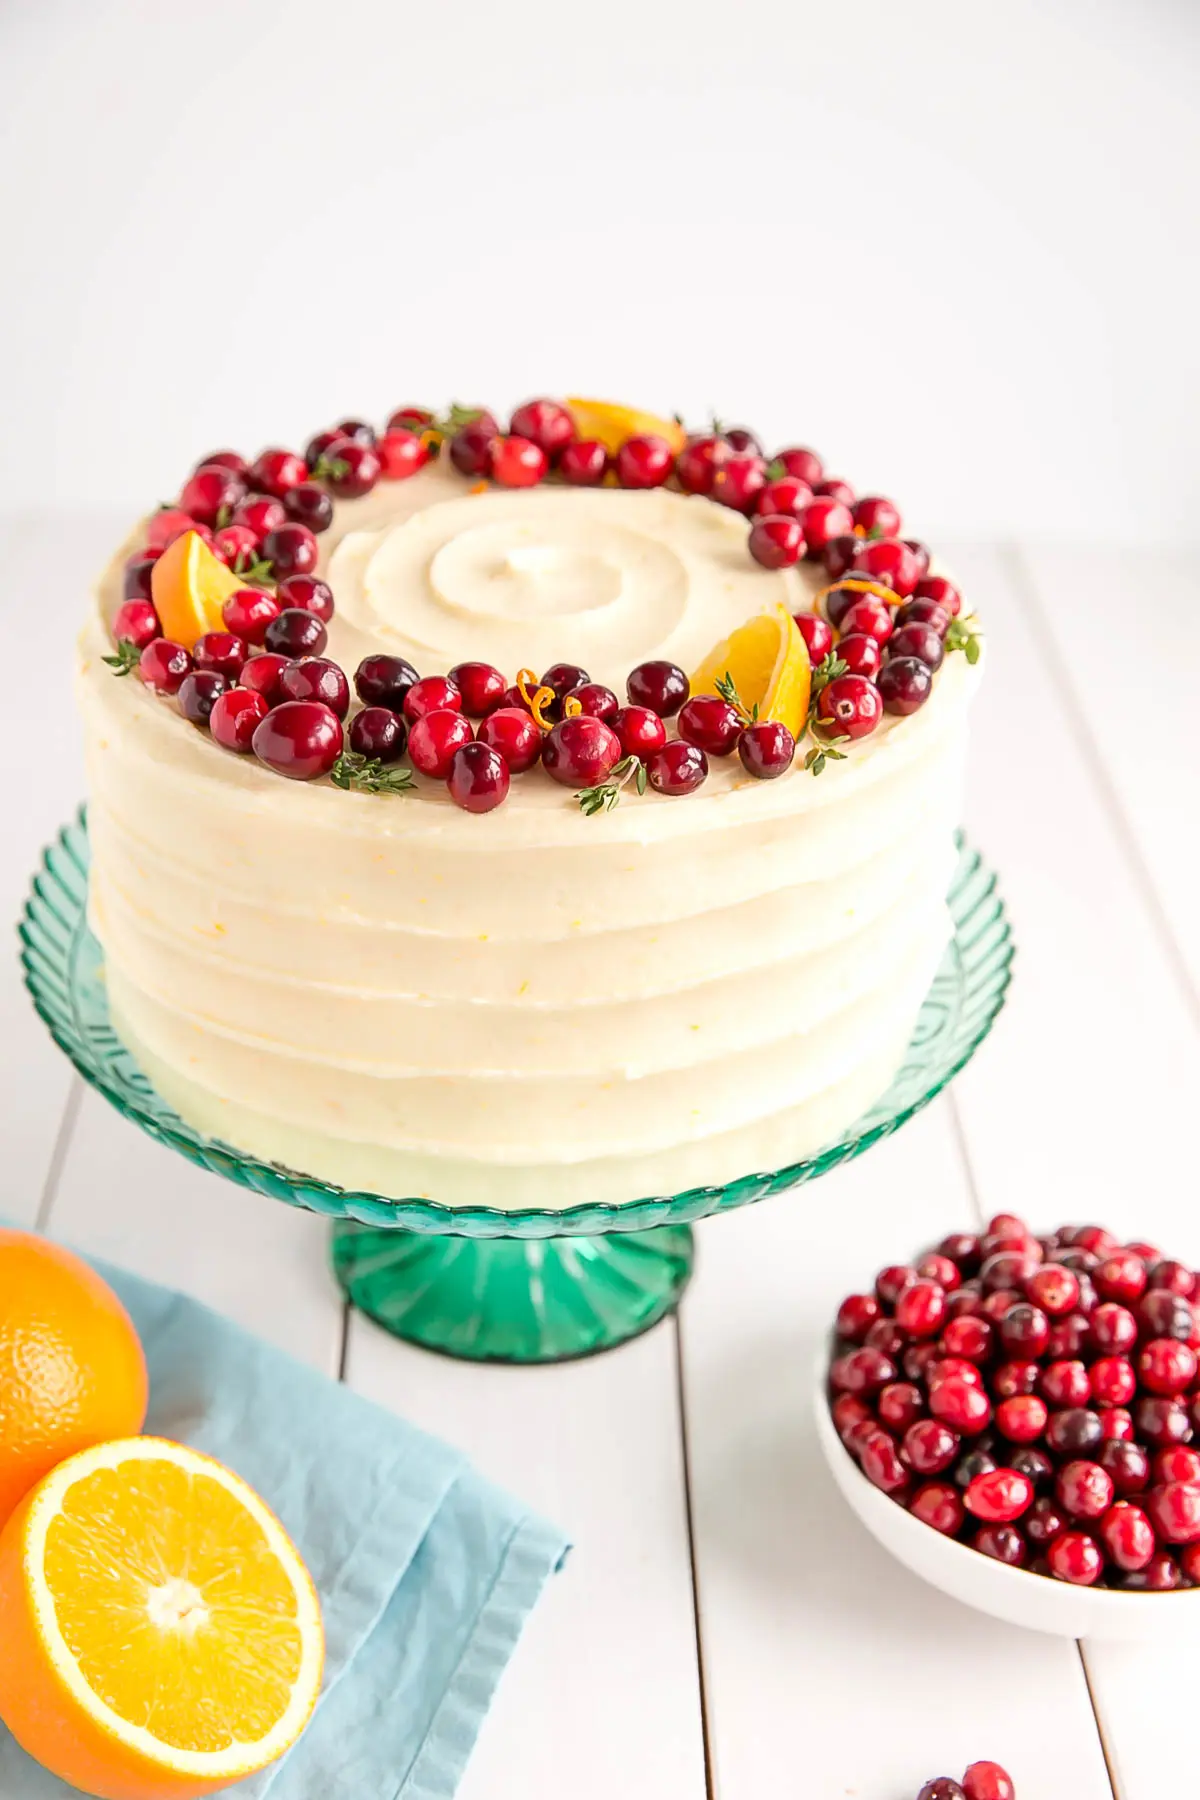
[21,815,1012,1363]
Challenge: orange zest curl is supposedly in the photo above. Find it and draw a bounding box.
[516,668,558,731]
[811,576,898,619]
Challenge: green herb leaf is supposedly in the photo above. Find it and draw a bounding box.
[945,614,983,664]
[808,651,848,702]
[713,669,757,725]
[215,504,233,530]
[312,453,350,484]
[330,751,416,795]
[764,458,786,481]
[102,638,142,677]
[576,754,644,816]
[232,550,275,585]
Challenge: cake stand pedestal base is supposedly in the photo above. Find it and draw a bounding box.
[329,1220,696,1363]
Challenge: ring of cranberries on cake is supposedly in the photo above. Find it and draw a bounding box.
[77,465,980,1211]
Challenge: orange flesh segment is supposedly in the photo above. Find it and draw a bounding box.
[44,1458,304,1754]
[689,604,812,738]
[149,531,247,650]
[564,397,686,457]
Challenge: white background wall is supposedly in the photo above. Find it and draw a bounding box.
[1,0,1196,542]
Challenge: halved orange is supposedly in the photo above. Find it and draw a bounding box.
[564,397,687,457]
[0,1437,324,1800]
[149,531,251,650]
[689,603,812,738]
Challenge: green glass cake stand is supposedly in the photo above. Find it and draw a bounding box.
[20,815,1012,1363]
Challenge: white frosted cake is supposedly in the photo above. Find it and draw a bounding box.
[78,399,981,1209]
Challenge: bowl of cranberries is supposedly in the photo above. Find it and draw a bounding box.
[817,1215,1200,1637]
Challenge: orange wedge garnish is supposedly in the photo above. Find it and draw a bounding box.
[564,398,686,457]
[689,603,812,739]
[0,1437,324,1800]
[149,530,252,649]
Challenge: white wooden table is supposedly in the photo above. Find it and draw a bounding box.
[6,516,1198,1800]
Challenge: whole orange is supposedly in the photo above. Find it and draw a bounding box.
[0,1230,147,1530]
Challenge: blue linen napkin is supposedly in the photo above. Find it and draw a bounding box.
[0,1255,570,1800]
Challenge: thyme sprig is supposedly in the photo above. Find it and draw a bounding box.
[330,751,416,795]
[945,613,983,665]
[232,549,275,585]
[103,638,141,677]
[714,669,758,725]
[577,755,647,816]
[800,651,850,776]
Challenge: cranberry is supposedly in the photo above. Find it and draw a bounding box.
[1139,1290,1196,1341]
[192,631,246,682]
[800,496,855,555]
[307,427,351,469]
[476,706,543,773]
[1045,1408,1103,1458]
[627,660,689,717]
[888,621,945,671]
[900,538,932,578]
[788,618,831,677]
[112,599,160,649]
[192,449,247,476]
[611,706,667,761]
[962,1763,1015,1800]
[1046,1529,1103,1585]
[1025,1265,1081,1317]
[1147,1481,1200,1543]
[209,685,268,753]
[647,742,709,795]
[319,437,382,498]
[252,700,343,779]
[748,514,805,569]
[449,416,499,476]
[1155,1447,1200,1484]
[964,1467,1032,1523]
[1090,1303,1139,1354]
[916,1781,965,1800]
[945,1286,985,1322]
[406,709,472,779]
[931,1357,986,1391]
[903,1419,960,1475]
[1040,1360,1090,1408]
[852,536,919,598]
[675,434,729,495]
[1071,1226,1120,1256]
[1026,1495,1068,1545]
[940,1315,992,1362]
[973,1524,1028,1566]
[821,580,872,630]
[284,483,335,533]
[939,1232,982,1272]
[1135,1395,1193,1448]
[710,452,766,512]
[930,1376,991,1435]
[448,662,506,718]
[917,1254,960,1290]
[276,574,335,622]
[567,683,619,723]
[894,1279,947,1339]
[858,1429,909,1494]
[997,1304,1049,1359]
[1139,1338,1198,1395]
[1183,1543,1200,1583]
[719,427,759,455]
[1124,1552,1182,1590]
[122,556,160,601]
[876,1264,917,1305]
[348,707,405,762]
[1095,1250,1148,1305]
[1098,1437,1150,1495]
[445,741,510,813]
[909,1481,964,1535]
[1057,1459,1115,1520]
[772,446,822,484]
[615,434,674,489]
[179,463,246,526]
[278,656,350,719]
[837,595,894,647]
[1095,1501,1155,1572]
[219,588,277,645]
[386,406,434,434]
[815,478,856,507]
[261,524,318,580]
[1150,1260,1196,1298]
[992,1360,1040,1398]
[738,720,795,779]
[249,448,308,498]
[240,654,291,705]
[995,1395,1048,1443]
[355,654,419,711]
[831,1395,872,1442]
[814,673,882,740]
[1009,1446,1054,1489]
[878,1382,925,1431]
[867,655,928,719]
[754,475,813,520]
[559,439,610,485]
[507,398,574,458]
[983,1292,1024,1325]
[915,573,962,616]
[490,434,548,487]
[894,598,951,637]
[834,634,882,681]
[404,676,462,723]
[821,534,860,581]
[542,716,622,789]
[853,494,901,539]
[139,638,191,695]
[177,669,228,726]
[836,1294,881,1342]
[954,1448,998,1489]
[375,429,430,481]
[332,418,376,446]
[678,696,742,756]
[146,508,204,552]
[1100,1409,1135,1442]
[232,495,287,540]
[264,609,327,659]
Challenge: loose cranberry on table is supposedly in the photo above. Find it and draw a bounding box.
[264,608,327,659]
[878,657,933,717]
[754,476,813,520]
[677,696,742,756]
[509,398,575,458]
[318,437,382,498]
[490,434,549,487]
[277,574,335,622]
[348,707,406,763]
[800,495,854,554]
[476,706,543,773]
[558,439,609,485]
[283,483,335,533]
[962,1763,1016,1800]
[232,495,287,540]
[112,599,159,650]
[711,451,766,513]
[738,720,795,779]
[853,494,902,539]
[355,653,419,711]
[179,463,246,525]
[646,740,708,796]
[278,656,351,719]
[139,638,191,694]
[748,514,805,569]
[249,448,308,498]
[240,653,292,705]
[793,612,833,664]
[407,709,473,779]
[675,433,728,496]
[261,524,318,580]
[404,675,462,723]
[814,674,883,740]
[627,659,689,717]
[178,669,229,727]
[447,741,510,813]
[251,700,343,780]
[192,631,247,682]
[615,434,674,489]
[209,685,268,754]
[541,715,622,789]
[612,705,667,761]
[449,661,507,717]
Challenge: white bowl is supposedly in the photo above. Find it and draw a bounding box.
[813,1356,1200,1640]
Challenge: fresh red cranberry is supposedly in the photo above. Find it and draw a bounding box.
[568,683,620,723]
[647,742,709,795]
[999,1303,1050,1358]
[1095,1250,1148,1305]
[973,1524,1028,1566]
[558,439,610,485]
[1136,1395,1193,1448]
[376,428,431,481]
[1183,1543,1200,1582]
[1090,1303,1138,1354]
[754,476,813,520]
[283,483,335,532]
[178,669,229,726]
[139,638,191,694]
[214,523,264,569]
[815,478,856,506]
[836,1293,881,1342]
[821,535,860,581]
[940,1315,992,1361]
[834,633,882,681]
[792,614,833,667]
[304,426,347,469]
[982,1292,1024,1325]
[853,495,901,539]
[876,1265,917,1305]
[678,696,742,756]
[1047,1529,1103,1585]
[722,427,761,455]
[1149,1260,1196,1298]
[264,609,327,658]
[772,446,823,485]
[1098,1437,1150,1495]
[900,538,931,578]
[1139,1338,1198,1396]
[867,1320,909,1360]
[945,1286,985,1323]
[820,580,872,630]
[1146,1481,1200,1543]
[249,448,308,498]
[852,536,919,598]
[490,434,548,487]
[179,463,246,525]
[615,434,674,489]
[1057,1459,1115,1520]
[1026,1495,1068,1545]
[962,1762,1015,1800]
[146,510,208,552]
[447,741,510,813]
[252,700,343,779]
[903,1419,960,1475]
[233,495,288,540]
[858,1428,909,1494]
[915,573,962,616]
[278,656,350,719]
[408,709,473,779]
[112,599,160,650]
[332,418,376,446]
[192,631,246,682]
[894,598,951,638]
[916,1779,965,1800]
[878,1382,925,1431]
[276,574,335,622]
[954,1448,999,1489]
[995,1395,1048,1443]
[837,595,894,647]
[1100,1409,1135,1442]
[1124,1552,1182,1590]
[627,660,689,717]
[1046,1408,1103,1458]
[355,654,419,711]
[1040,1361,1091,1408]
[1025,1265,1081,1317]
[404,676,462,723]
[348,707,405,762]
[239,654,291,705]
[904,1342,944,1383]
[983,1254,1042,1294]
[611,706,667,761]
[1009,1446,1054,1490]
[894,1279,947,1339]
[738,720,795,779]
[675,434,729,496]
[448,662,506,717]
[939,1232,982,1272]
[122,555,160,601]
[476,706,543,773]
[448,416,499,476]
[889,621,945,671]
[909,1481,964,1535]
[917,1253,960,1289]
[711,452,766,513]
[386,405,434,434]
[1070,1226,1119,1256]
[192,449,247,476]
[992,1360,1040,1398]
[930,1376,991,1435]
[1097,1501,1155,1572]
[209,685,268,753]
[319,437,382,498]
[261,524,318,580]
[748,514,805,569]
[542,716,622,789]
[931,1357,986,1392]
[1139,1290,1196,1341]
[964,1467,1033,1523]
[815,674,882,741]
[801,496,855,554]
[1155,1447,1200,1484]
[831,1395,872,1443]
